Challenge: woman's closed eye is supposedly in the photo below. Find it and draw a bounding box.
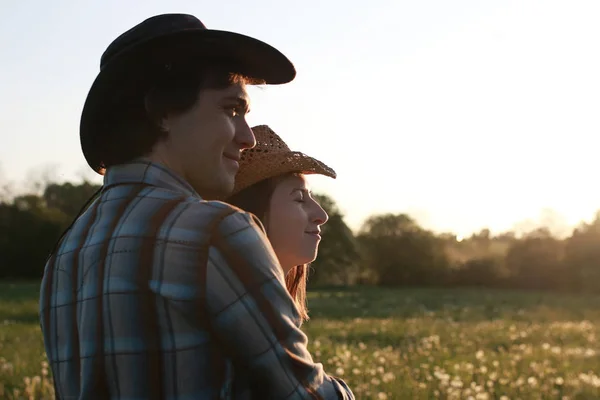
[292,189,306,203]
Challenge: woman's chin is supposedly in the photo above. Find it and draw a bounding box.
[281,250,320,274]
[301,252,319,265]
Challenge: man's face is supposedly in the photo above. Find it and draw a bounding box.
[163,82,255,199]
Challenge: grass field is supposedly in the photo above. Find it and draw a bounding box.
[1,282,599,399]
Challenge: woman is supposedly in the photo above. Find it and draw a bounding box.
[227,124,336,322]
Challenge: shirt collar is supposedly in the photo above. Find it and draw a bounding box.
[103,159,201,199]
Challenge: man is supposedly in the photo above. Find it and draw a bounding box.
[39,13,354,399]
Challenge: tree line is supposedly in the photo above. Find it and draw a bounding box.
[1,179,599,293]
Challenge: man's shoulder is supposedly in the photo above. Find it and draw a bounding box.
[191,200,269,247]
[175,198,255,232]
[120,190,266,244]
[204,200,267,237]
[64,186,262,247]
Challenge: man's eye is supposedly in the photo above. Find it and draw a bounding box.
[228,108,237,116]
[224,106,240,117]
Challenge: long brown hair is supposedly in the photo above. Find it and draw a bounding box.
[226,173,309,323]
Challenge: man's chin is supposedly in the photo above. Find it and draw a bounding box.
[210,179,236,201]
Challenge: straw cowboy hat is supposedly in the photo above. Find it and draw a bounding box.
[80,13,296,175]
[232,125,337,195]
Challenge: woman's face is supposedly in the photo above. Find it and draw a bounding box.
[266,174,329,274]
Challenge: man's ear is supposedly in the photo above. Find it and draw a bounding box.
[158,117,170,133]
[144,89,170,132]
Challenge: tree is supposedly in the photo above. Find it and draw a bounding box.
[43,181,101,220]
[358,213,449,286]
[0,180,98,279]
[0,165,14,204]
[505,228,566,290]
[0,202,65,279]
[563,212,600,292]
[309,194,361,286]
[451,256,508,287]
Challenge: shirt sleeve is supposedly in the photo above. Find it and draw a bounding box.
[204,210,355,400]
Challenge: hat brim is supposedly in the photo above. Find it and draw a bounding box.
[80,29,296,175]
[232,151,337,195]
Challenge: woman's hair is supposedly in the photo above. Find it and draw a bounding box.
[227,173,310,323]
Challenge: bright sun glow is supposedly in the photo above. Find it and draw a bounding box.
[1,0,599,236]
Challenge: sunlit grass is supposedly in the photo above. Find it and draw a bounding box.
[0,282,54,399]
[305,287,600,399]
[2,283,600,399]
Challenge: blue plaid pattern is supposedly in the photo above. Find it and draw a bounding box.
[39,160,354,400]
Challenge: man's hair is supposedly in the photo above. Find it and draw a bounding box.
[97,58,262,170]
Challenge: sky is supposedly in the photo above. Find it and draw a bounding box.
[1,0,599,237]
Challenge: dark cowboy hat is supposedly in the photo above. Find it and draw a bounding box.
[80,13,296,175]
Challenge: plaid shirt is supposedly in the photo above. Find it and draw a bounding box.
[39,160,354,400]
